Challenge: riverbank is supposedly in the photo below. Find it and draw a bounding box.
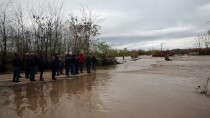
[0,72,91,87]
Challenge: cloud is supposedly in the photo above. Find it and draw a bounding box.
[112,36,195,50]
[101,26,192,38]
[100,26,198,47]
[198,4,210,11]
[2,0,210,50]
[98,0,210,49]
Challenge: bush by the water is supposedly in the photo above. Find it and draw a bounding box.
[97,58,120,65]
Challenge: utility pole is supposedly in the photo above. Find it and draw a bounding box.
[160,43,164,51]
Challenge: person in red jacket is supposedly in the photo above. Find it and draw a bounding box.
[78,53,85,73]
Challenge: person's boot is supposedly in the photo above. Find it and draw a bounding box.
[16,80,21,83]
[12,77,16,82]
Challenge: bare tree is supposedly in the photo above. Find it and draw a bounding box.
[27,2,65,58]
[195,31,210,49]
[68,8,101,55]
[13,4,29,55]
[29,6,46,53]
[0,1,13,72]
[50,4,63,56]
[194,35,203,49]
[202,30,210,49]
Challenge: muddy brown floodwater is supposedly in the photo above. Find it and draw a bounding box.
[0,56,210,118]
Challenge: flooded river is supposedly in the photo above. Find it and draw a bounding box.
[0,56,210,118]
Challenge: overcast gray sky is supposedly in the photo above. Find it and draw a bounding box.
[7,0,210,50]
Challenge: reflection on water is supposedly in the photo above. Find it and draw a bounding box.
[0,56,210,118]
[14,86,24,117]
[0,73,111,118]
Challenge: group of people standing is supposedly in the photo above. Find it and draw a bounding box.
[12,53,97,83]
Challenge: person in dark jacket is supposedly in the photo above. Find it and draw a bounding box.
[70,54,76,75]
[37,53,45,81]
[91,55,97,72]
[55,54,60,76]
[59,56,64,75]
[65,54,70,76]
[75,55,79,74]
[12,53,21,82]
[85,55,91,73]
[24,53,30,78]
[29,53,37,81]
[51,54,59,80]
[35,54,39,74]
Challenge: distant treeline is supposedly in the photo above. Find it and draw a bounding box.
[99,47,210,58]
[172,48,210,55]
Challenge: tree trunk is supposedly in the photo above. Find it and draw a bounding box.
[1,14,7,72]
